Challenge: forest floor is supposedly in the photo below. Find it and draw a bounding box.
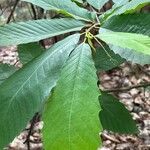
[0,46,150,150]
[99,64,150,150]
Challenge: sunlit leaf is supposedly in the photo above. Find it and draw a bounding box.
[43,43,102,150]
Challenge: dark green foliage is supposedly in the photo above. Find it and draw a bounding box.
[0,64,17,85]
[18,43,44,64]
[99,92,138,134]
[93,46,124,72]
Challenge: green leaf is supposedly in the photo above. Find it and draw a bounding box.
[102,14,150,36]
[18,43,44,65]
[112,0,129,5]
[0,64,17,85]
[97,28,150,64]
[93,46,125,72]
[87,0,109,9]
[0,18,85,46]
[22,0,95,21]
[0,34,80,149]
[109,45,150,65]
[101,14,150,64]
[101,0,150,21]
[113,0,150,15]
[43,43,102,150]
[99,92,138,134]
[98,28,150,55]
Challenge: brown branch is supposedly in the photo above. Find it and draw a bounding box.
[26,3,33,19]
[24,112,40,150]
[102,133,120,143]
[6,0,20,23]
[102,82,150,93]
[30,4,37,20]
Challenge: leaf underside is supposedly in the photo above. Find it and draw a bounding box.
[113,0,150,15]
[0,18,85,46]
[101,0,150,21]
[87,0,109,9]
[22,0,94,21]
[112,0,129,6]
[97,28,150,64]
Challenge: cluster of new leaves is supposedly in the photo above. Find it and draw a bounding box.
[0,0,150,149]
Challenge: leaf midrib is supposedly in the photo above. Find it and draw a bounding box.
[68,46,84,149]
